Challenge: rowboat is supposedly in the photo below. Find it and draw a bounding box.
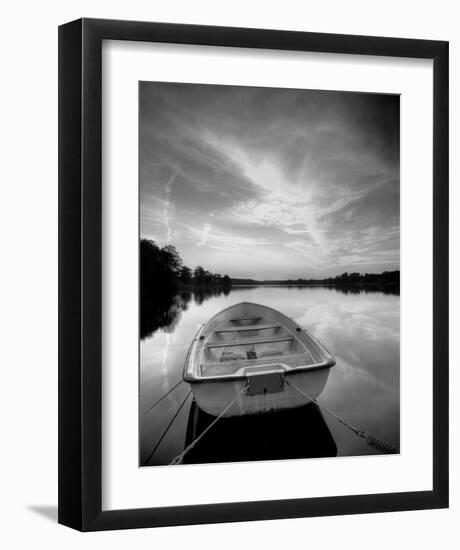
[183,302,335,417]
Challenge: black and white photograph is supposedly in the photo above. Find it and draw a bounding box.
[139,82,400,467]
[0,0,452,542]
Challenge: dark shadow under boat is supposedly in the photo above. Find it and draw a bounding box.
[183,400,338,464]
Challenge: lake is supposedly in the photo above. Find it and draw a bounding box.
[140,286,400,466]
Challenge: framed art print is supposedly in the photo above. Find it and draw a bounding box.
[58,18,449,530]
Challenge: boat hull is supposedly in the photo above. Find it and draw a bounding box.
[189,366,332,417]
[183,302,335,417]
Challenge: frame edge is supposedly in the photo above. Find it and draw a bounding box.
[58,18,84,531]
[58,17,450,531]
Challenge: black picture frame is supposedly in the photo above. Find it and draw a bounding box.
[58,18,449,531]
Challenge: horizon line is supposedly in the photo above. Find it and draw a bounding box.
[229,270,400,281]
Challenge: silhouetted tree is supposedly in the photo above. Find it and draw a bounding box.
[140,239,183,338]
[194,266,205,284]
[140,239,178,292]
[203,270,213,286]
[160,244,182,276]
[179,265,192,283]
[140,240,236,337]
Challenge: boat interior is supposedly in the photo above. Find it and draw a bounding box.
[200,314,316,377]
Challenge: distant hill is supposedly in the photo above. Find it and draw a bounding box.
[231,278,260,285]
[231,278,318,286]
[231,271,400,287]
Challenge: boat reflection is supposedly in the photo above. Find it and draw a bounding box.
[182,399,337,464]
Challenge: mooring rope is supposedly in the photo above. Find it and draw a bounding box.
[170,384,249,465]
[141,379,184,418]
[286,379,398,454]
[145,389,192,465]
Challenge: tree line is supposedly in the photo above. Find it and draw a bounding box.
[284,270,400,286]
[140,239,232,292]
[231,270,400,287]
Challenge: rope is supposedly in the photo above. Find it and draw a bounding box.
[170,384,249,465]
[145,390,192,465]
[286,379,398,454]
[141,379,184,418]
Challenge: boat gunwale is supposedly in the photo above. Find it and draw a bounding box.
[184,358,336,384]
[182,302,336,384]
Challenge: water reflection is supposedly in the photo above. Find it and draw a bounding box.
[141,284,398,339]
[183,400,337,464]
[141,286,231,339]
[140,286,399,466]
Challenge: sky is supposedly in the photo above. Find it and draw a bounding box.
[140,82,399,279]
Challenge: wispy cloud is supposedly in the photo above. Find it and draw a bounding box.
[197,223,211,248]
[163,166,180,242]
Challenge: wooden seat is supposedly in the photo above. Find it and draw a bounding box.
[214,323,280,334]
[201,353,314,376]
[206,335,295,349]
[230,316,262,322]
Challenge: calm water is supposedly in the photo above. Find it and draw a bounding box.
[140,286,400,466]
